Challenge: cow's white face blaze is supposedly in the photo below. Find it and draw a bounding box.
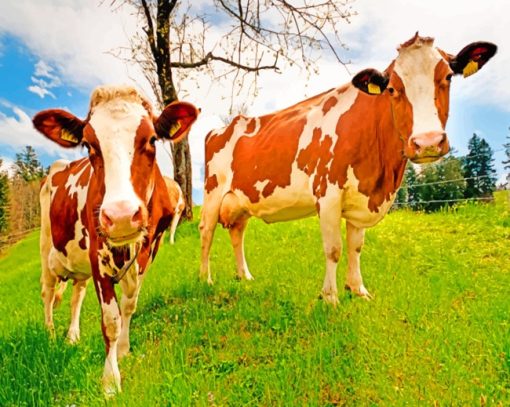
[88,100,150,245]
[393,40,450,163]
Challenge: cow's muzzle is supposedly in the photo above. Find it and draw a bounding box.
[100,200,147,245]
[406,131,450,164]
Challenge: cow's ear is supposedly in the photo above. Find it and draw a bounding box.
[155,101,199,143]
[33,109,85,148]
[450,42,497,78]
[352,68,389,95]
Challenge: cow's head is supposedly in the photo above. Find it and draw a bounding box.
[33,86,198,246]
[352,33,497,164]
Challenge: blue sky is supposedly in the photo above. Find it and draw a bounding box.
[0,0,509,204]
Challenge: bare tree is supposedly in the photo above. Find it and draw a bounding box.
[110,0,357,220]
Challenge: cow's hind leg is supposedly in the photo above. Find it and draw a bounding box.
[168,208,182,244]
[67,279,89,343]
[318,194,342,306]
[229,216,253,280]
[219,192,252,280]
[199,190,223,284]
[41,248,65,334]
[41,271,58,334]
[346,222,372,299]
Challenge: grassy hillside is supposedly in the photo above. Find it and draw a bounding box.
[0,192,509,406]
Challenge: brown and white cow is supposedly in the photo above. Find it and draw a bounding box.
[163,176,185,244]
[35,86,198,394]
[200,34,497,304]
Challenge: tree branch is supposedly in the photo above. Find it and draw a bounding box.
[169,51,279,72]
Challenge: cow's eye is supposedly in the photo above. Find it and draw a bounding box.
[445,73,453,81]
[149,136,157,146]
[387,87,395,95]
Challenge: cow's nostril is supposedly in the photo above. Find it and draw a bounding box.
[412,140,421,151]
[101,211,113,228]
[132,208,143,225]
[438,132,447,147]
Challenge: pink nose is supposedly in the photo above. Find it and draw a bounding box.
[408,131,449,161]
[100,200,144,239]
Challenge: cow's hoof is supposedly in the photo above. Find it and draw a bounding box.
[199,272,214,285]
[345,284,373,300]
[235,272,254,281]
[67,329,80,344]
[102,377,121,398]
[46,324,56,340]
[319,291,339,307]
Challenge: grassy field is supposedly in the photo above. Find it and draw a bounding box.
[0,192,509,406]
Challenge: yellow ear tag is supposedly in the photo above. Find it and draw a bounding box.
[367,83,381,95]
[169,122,181,138]
[463,60,479,78]
[60,129,79,144]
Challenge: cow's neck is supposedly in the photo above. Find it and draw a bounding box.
[331,90,408,212]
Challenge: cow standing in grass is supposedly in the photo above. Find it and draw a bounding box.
[35,86,198,394]
[200,34,497,304]
[163,176,185,244]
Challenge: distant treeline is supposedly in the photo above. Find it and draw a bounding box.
[0,146,47,249]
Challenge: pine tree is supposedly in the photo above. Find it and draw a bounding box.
[14,146,45,182]
[503,127,510,187]
[395,163,420,210]
[414,150,465,212]
[463,133,497,199]
[405,164,420,210]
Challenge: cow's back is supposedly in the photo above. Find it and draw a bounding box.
[204,85,360,222]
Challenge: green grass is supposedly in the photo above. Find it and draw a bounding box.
[0,192,509,406]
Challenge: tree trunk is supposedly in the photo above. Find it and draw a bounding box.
[159,78,193,220]
[172,139,193,219]
[155,0,194,220]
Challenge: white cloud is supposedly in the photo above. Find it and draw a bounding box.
[0,0,144,94]
[28,60,62,98]
[27,85,56,99]
[0,101,81,161]
[34,60,56,79]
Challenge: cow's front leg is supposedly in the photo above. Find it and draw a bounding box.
[117,270,144,359]
[346,222,372,299]
[318,196,342,306]
[95,276,122,395]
